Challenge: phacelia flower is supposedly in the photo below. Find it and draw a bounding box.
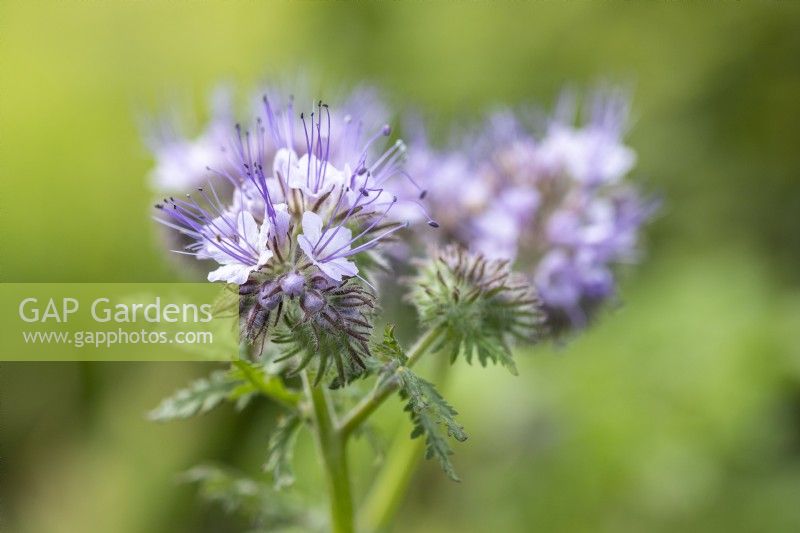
[153,87,428,383]
[406,89,656,331]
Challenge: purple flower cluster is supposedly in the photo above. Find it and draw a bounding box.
[153,89,414,288]
[405,90,655,327]
[146,83,654,334]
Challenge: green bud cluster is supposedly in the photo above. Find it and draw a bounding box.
[409,245,546,374]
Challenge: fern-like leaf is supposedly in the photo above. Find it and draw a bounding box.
[374,325,468,481]
[264,414,303,490]
[148,370,245,421]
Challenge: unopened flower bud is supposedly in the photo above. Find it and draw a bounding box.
[301,290,325,315]
[280,272,305,297]
[257,282,281,310]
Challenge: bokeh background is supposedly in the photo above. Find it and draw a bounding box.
[2,2,800,532]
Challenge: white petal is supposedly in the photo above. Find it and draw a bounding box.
[318,258,358,282]
[204,244,237,265]
[288,154,312,190]
[257,249,274,268]
[237,211,259,248]
[257,218,271,251]
[300,211,323,243]
[297,234,315,262]
[271,203,292,244]
[318,225,353,257]
[273,148,299,180]
[208,263,254,284]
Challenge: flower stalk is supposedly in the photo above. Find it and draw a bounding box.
[358,349,452,532]
[298,322,447,532]
[301,370,355,533]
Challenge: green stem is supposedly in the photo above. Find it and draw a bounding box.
[358,431,424,532]
[358,352,452,532]
[301,324,443,532]
[338,325,443,438]
[302,371,354,533]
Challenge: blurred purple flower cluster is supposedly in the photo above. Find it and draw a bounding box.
[405,90,656,327]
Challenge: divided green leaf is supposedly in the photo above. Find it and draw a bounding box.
[399,370,468,481]
[148,361,299,422]
[264,414,303,490]
[374,325,468,481]
[148,370,246,421]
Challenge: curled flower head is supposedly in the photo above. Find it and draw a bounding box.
[152,87,432,384]
[272,279,377,386]
[406,89,656,332]
[409,245,545,374]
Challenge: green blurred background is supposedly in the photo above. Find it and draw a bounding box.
[2,2,800,532]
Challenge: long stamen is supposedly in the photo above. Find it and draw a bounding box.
[315,102,323,191]
[321,103,332,186]
[314,171,371,253]
[261,94,282,146]
[369,139,405,175]
[397,169,427,197]
[360,124,391,160]
[234,121,279,225]
[192,204,258,260]
[317,198,398,261]
[206,164,239,189]
[411,199,440,228]
[338,222,408,258]
[162,203,254,264]
[300,112,313,189]
[355,124,392,172]
[158,191,259,264]
[194,189,240,236]
[321,185,348,235]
